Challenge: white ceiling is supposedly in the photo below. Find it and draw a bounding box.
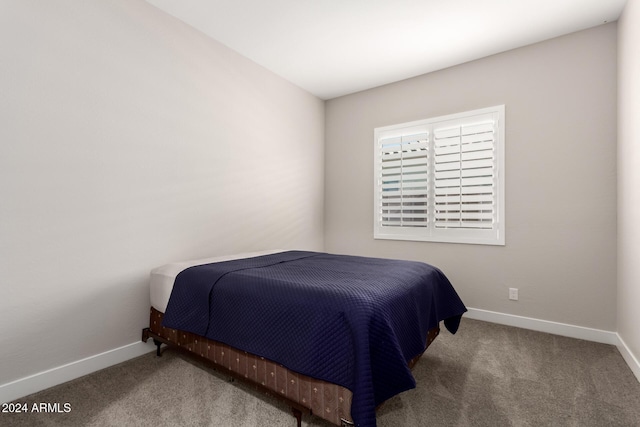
[145,0,627,100]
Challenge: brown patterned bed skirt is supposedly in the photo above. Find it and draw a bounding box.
[142,307,439,426]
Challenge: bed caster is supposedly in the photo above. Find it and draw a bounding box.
[153,339,162,357]
[142,328,163,357]
[291,407,302,427]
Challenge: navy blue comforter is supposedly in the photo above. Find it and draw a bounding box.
[162,251,466,426]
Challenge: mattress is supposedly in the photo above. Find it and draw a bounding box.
[149,249,284,313]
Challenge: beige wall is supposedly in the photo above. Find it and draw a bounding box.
[618,0,640,374]
[325,24,617,331]
[0,0,324,385]
[1,0,632,394]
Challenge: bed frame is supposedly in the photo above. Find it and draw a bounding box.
[142,307,440,427]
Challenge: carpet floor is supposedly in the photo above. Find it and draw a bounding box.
[3,318,640,426]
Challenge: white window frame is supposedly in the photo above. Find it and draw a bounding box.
[374,105,505,245]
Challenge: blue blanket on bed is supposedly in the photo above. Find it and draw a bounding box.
[162,251,466,427]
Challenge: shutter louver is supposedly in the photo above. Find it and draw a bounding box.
[379,132,429,228]
[434,120,495,229]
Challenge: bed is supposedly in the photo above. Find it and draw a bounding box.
[142,250,466,427]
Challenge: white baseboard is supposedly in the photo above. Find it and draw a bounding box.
[3,310,638,405]
[0,341,155,404]
[465,307,619,345]
[617,334,640,383]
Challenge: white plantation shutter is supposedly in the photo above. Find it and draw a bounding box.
[379,132,429,228]
[434,120,496,229]
[374,105,504,245]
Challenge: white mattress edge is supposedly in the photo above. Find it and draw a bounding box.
[150,249,286,313]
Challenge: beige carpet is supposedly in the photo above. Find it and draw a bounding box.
[3,318,640,426]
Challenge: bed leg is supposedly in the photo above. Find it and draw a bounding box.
[153,339,162,357]
[291,407,302,427]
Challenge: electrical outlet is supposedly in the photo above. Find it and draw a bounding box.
[509,288,519,301]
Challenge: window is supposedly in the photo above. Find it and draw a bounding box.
[374,105,505,245]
